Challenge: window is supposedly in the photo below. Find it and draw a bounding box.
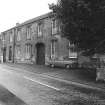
[68,42,77,58]
[16,46,21,59]
[52,19,57,35]
[38,23,42,37]
[51,40,55,58]
[17,29,21,41]
[25,44,32,59]
[2,33,6,42]
[58,23,61,33]
[9,31,13,42]
[2,33,6,47]
[26,26,31,39]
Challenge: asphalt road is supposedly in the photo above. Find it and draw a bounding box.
[0,65,105,105]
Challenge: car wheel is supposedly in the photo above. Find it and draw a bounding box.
[66,64,70,69]
[50,64,54,68]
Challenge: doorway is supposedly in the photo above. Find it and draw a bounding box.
[36,43,45,65]
[9,46,12,61]
[3,47,6,62]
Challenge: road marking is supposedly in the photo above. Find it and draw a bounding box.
[24,76,60,91]
[42,74,104,91]
[0,67,60,91]
[1,65,104,92]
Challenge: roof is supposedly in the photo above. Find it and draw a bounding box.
[1,12,52,33]
[17,12,52,27]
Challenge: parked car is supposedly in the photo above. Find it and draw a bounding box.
[47,57,78,69]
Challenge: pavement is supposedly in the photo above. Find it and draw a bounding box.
[1,63,105,91]
[0,85,27,105]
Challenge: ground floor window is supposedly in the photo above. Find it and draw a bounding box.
[25,44,32,59]
[51,40,56,59]
[16,45,21,59]
[68,42,77,58]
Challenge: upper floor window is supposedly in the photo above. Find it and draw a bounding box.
[9,31,13,42]
[58,23,61,33]
[38,23,43,37]
[52,19,57,35]
[26,26,31,40]
[1,32,6,42]
[17,29,21,41]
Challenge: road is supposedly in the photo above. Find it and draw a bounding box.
[0,64,105,105]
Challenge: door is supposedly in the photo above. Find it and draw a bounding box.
[9,46,12,61]
[3,48,6,62]
[36,43,45,65]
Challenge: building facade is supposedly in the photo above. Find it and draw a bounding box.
[1,12,77,65]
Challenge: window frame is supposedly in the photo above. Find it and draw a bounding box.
[51,19,57,35]
[9,31,13,42]
[51,40,56,59]
[25,44,32,59]
[16,45,21,59]
[37,23,43,37]
[17,29,21,41]
[2,33,6,42]
[68,42,77,58]
[26,26,31,40]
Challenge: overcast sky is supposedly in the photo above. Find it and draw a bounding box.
[0,0,57,32]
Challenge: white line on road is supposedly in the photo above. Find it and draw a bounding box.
[24,76,60,91]
[1,66,104,92]
[42,74,104,91]
[0,67,60,91]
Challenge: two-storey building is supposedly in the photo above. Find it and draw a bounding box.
[1,12,77,65]
[1,28,15,63]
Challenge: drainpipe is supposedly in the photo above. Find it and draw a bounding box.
[12,28,16,63]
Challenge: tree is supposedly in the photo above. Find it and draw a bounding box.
[50,0,105,55]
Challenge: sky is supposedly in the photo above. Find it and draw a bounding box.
[0,0,57,32]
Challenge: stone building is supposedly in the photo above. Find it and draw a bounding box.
[0,12,77,65]
[1,28,15,63]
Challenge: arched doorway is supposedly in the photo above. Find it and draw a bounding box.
[36,43,45,65]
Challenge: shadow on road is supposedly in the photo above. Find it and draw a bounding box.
[74,68,96,81]
[0,85,27,105]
